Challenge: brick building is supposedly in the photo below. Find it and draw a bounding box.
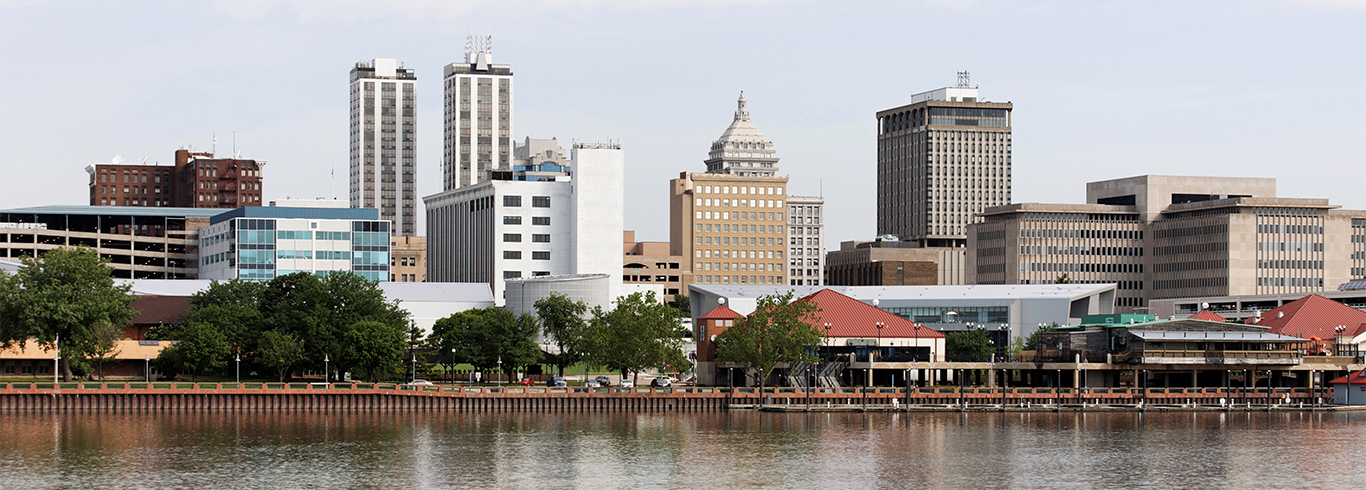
[87,149,264,208]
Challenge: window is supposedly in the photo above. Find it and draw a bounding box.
[504,216,522,225]
[532,196,551,208]
[504,251,522,259]
[503,195,522,207]
[532,234,550,243]
[503,233,522,242]
[533,251,550,260]
[504,271,522,279]
[532,216,550,226]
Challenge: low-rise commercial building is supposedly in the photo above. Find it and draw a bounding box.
[1,205,216,279]
[623,231,685,302]
[198,200,391,281]
[825,238,966,286]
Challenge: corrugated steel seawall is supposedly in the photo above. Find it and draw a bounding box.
[0,382,1350,412]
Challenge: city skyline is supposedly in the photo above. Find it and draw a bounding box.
[2,1,1364,248]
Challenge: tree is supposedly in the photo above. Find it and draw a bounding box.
[430,308,540,380]
[583,291,689,385]
[668,294,691,318]
[258,330,305,382]
[945,329,992,362]
[153,321,230,381]
[535,293,588,375]
[344,320,407,382]
[713,291,823,391]
[1024,323,1061,352]
[186,279,266,355]
[1055,274,1071,284]
[260,272,408,379]
[87,321,123,381]
[0,247,137,381]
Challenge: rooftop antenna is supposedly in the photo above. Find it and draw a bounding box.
[956,71,971,88]
[212,131,217,157]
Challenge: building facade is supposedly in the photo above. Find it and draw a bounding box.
[786,195,825,286]
[1,205,214,279]
[442,41,513,190]
[87,149,264,208]
[623,231,685,302]
[670,94,822,290]
[390,235,426,282]
[349,58,417,236]
[876,74,1012,247]
[825,239,967,286]
[968,175,1366,311]
[425,143,624,303]
[198,201,391,281]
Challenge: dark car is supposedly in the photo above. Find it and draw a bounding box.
[594,376,612,387]
[650,376,672,388]
[547,376,567,387]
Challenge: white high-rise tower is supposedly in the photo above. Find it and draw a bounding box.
[349,58,417,236]
[443,36,514,190]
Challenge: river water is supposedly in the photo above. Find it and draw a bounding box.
[1,410,1362,489]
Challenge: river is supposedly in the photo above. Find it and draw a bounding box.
[1,410,1362,489]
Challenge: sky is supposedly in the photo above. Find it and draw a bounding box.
[2,0,1363,248]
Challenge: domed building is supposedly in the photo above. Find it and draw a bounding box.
[703,93,781,177]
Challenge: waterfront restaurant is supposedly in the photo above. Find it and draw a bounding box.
[1035,316,1311,388]
[694,288,946,387]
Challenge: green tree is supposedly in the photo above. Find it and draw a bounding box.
[344,320,407,382]
[87,321,123,381]
[258,330,305,382]
[945,329,992,362]
[186,279,266,355]
[668,294,690,318]
[0,247,137,381]
[154,321,231,381]
[1055,273,1071,284]
[535,293,588,375]
[714,291,823,391]
[431,308,540,381]
[260,272,408,379]
[583,291,689,385]
[1023,322,1061,352]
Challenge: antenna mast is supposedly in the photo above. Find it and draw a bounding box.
[956,71,971,88]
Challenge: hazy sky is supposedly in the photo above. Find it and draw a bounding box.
[2,0,1363,248]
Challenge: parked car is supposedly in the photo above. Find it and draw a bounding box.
[519,378,534,386]
[594,376,612,387]
[584,380,601,388]
[407,379,434,386]
[651,377,672,388]
[618,379,635,388]
[547,376,567,387]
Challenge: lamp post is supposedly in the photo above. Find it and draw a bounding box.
[144,355,150,383]
[54,335,59,385]
[451,348,456,385]
[497,356,503,387]
[324,354,329,384]
[235,351,241,384]
[411,353,417,383]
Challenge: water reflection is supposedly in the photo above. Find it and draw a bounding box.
[0,410,1361,489]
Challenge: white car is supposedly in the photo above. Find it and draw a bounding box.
[407,379,434,386]
[618,379,635,388]
[584,380,601,388]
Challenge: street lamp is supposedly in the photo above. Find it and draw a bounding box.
[144,355,150,383]
[450,348,456,385]
[497,356,503,387]
[411,353,417,383]
[235,351,241,384]
[324,354,329,384]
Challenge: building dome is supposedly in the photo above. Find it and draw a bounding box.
[705,93,780,176]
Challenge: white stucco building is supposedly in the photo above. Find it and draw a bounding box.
[425,141,625,304]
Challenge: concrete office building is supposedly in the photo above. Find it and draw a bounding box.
[968,175,1366,311]
[87,149,265,208]
[349,58,417,236]
[623,231,686,302]
[390,235,426,282]
[825,239,967,286]
[425,143,624,304]
[670,94,822,290]
[876,73,1012,248]
[786,195,826,286]
[442,38,513,190]
[198,200,391,282]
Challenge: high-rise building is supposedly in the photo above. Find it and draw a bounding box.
[86,149,265,209]
[876,73,1012,247]
[967,175,1366,311]
[442,39,513,190]
[349,58,417,236]
[671,94,821,289]
[425,142,623,303]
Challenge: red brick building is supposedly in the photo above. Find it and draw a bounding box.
[87,149,264,208]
